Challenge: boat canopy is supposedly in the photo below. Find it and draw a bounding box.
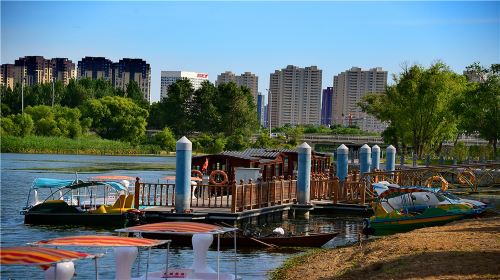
[33,235,168,247]
[31,178,128,192]
[0,246,96,266]
[116,221,237,235]
[378,186,435,200]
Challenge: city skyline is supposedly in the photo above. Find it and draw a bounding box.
[2,1,498,102]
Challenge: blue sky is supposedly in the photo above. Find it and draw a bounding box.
[2,1,499,102]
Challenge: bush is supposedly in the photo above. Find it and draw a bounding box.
[154,127,176,152]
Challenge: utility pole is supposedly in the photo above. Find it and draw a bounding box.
[21,62,25,114]
[52,77,55,107]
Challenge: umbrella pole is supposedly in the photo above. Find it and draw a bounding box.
[94,257,99,280]
[145,247,151,280]
[217,234,220,280]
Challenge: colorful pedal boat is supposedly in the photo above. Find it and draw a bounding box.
[21,177,143,227]
[364,203,473,235]
[364,184,478,235]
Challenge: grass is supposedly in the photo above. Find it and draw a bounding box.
[271,216,500,280]
[1,135,163,155]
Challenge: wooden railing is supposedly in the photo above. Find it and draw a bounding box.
[231,177,297,213]
[310,173,372,205]
[134,178,233,209]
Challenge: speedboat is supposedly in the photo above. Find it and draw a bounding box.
[21,177,143,227]
[363,182,480,235]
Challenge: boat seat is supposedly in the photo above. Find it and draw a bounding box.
[104,194,125,211]
[124,194,134,208]
[104,194,134,213]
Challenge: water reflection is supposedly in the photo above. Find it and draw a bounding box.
[1,153,364,280]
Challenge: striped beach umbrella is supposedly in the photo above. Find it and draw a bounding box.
[1,246,95,266]
[117,222,231,234]
[34,235,167,247]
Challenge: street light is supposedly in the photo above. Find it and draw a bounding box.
[52,77,55,107]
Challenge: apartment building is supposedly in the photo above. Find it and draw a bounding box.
[268,65,322,128]
[321,87,333,125]
[217,71,259,102]
[77,56,114,81]
[51,58,76,85]
[332,67,388,132]
[113,58,151,102]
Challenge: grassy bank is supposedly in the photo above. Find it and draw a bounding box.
[1,135,163,155]
[271,217,500,280]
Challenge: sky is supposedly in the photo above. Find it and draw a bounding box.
[1,1,499,103]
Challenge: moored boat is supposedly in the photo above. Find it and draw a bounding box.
[21,177,143,227]
[138,231,338,248]
[363,182,480,235]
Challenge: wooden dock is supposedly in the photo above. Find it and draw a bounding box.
[133,162,499,224]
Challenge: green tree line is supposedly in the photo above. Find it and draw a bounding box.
[359,62,499,158]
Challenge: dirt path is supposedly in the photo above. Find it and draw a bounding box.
[271,217,500,280]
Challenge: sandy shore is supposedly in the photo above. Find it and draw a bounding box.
[271,217,500,280]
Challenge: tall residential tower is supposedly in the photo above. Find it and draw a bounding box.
[332,67,388,132]
[160,71,208,100]
[269,65,322,127]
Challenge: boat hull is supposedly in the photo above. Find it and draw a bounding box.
[24,212,140,228]
[139,232,339,248]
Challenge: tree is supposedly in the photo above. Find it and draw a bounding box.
[154,127,176,152]
[24,105,84,138]
[125,80,149,109]
[359,62,467,157]
[161,79,195,137]
[215,82,258,137]
[81,96,148,144]
[191,81,220,133]
[458,63,500,158]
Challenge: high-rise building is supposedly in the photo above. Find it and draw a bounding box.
[236,72,258,101]
[77,56,114,82]
[113,58,151,102]
[0,64,15,89]
[14,56,52,86]
[217,71,259,102]
[160,71,208,100]
[332,67,388,132]
[51,58,76,85]
[256,92,265,127]
[216,71,236,85]
[78,57,151,102]
[2,57,75,88]
[321,87,333,125]
[269,65,322,127]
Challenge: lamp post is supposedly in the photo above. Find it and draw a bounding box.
[267,89,271,138]
[52,77,55,107]
[21,65,25,114]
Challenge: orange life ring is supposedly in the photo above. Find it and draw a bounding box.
[191,170,203,179]
[209,170,228,186]
[458,170,475,184]
[424,176,449,191]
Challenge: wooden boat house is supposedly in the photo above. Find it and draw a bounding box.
[192,148,332,182]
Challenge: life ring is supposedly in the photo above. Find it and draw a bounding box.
[209,170,228,186]
[458,170,475,185]
[191,170,203,179]
[424,176,449,191]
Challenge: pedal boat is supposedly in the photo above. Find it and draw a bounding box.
[364,183,477,235]
[21,177,142,227]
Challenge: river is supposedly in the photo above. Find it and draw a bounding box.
[0,153,364,279]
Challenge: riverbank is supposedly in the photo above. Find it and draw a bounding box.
[271,216,500,280]
[1,135,165,155]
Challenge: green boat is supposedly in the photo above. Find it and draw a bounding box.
[363,183,474,235]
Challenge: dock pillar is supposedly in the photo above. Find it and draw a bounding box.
[175,136,192,213]
[336,144,349,182]
[386,145,396,171]
[359,144,371,175]
[371,145,380,171]
[297,142,311,205]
